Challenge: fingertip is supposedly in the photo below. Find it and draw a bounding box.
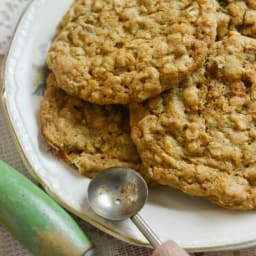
[152,240,189,256]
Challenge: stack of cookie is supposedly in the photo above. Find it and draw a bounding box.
[40,0,256,209]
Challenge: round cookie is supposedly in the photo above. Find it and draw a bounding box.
[47,0,217,104]
[130,32,256,210]
[216,0,256,39]
[40,73,141,178]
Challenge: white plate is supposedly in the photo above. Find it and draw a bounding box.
[2,0,256,252]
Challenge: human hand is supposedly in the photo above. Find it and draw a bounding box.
[152,241,190,256]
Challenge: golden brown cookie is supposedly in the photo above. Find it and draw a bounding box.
[216,0,256,39]
[47,0,217,104]
[40,73,141,178]
[130,32,256,210]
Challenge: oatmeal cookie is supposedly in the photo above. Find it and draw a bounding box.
[47,0,217,104]
[40,73,141,178]
[130,32,256,209]
[216,0,256,39]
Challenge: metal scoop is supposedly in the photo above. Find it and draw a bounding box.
[87,167,161,248]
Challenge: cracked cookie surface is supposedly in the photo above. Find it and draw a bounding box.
[130,33,256,209]
[47,0,216,104]
[40,73,141,178]
[216,0,256,39]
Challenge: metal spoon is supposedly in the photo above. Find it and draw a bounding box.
[87,167,161,248]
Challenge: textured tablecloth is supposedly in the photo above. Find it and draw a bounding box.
[1,1,256,256]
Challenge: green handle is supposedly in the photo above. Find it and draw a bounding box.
[0,160,93,256]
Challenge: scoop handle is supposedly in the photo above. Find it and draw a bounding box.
[131,213,161,248]
[0,160,93,256]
